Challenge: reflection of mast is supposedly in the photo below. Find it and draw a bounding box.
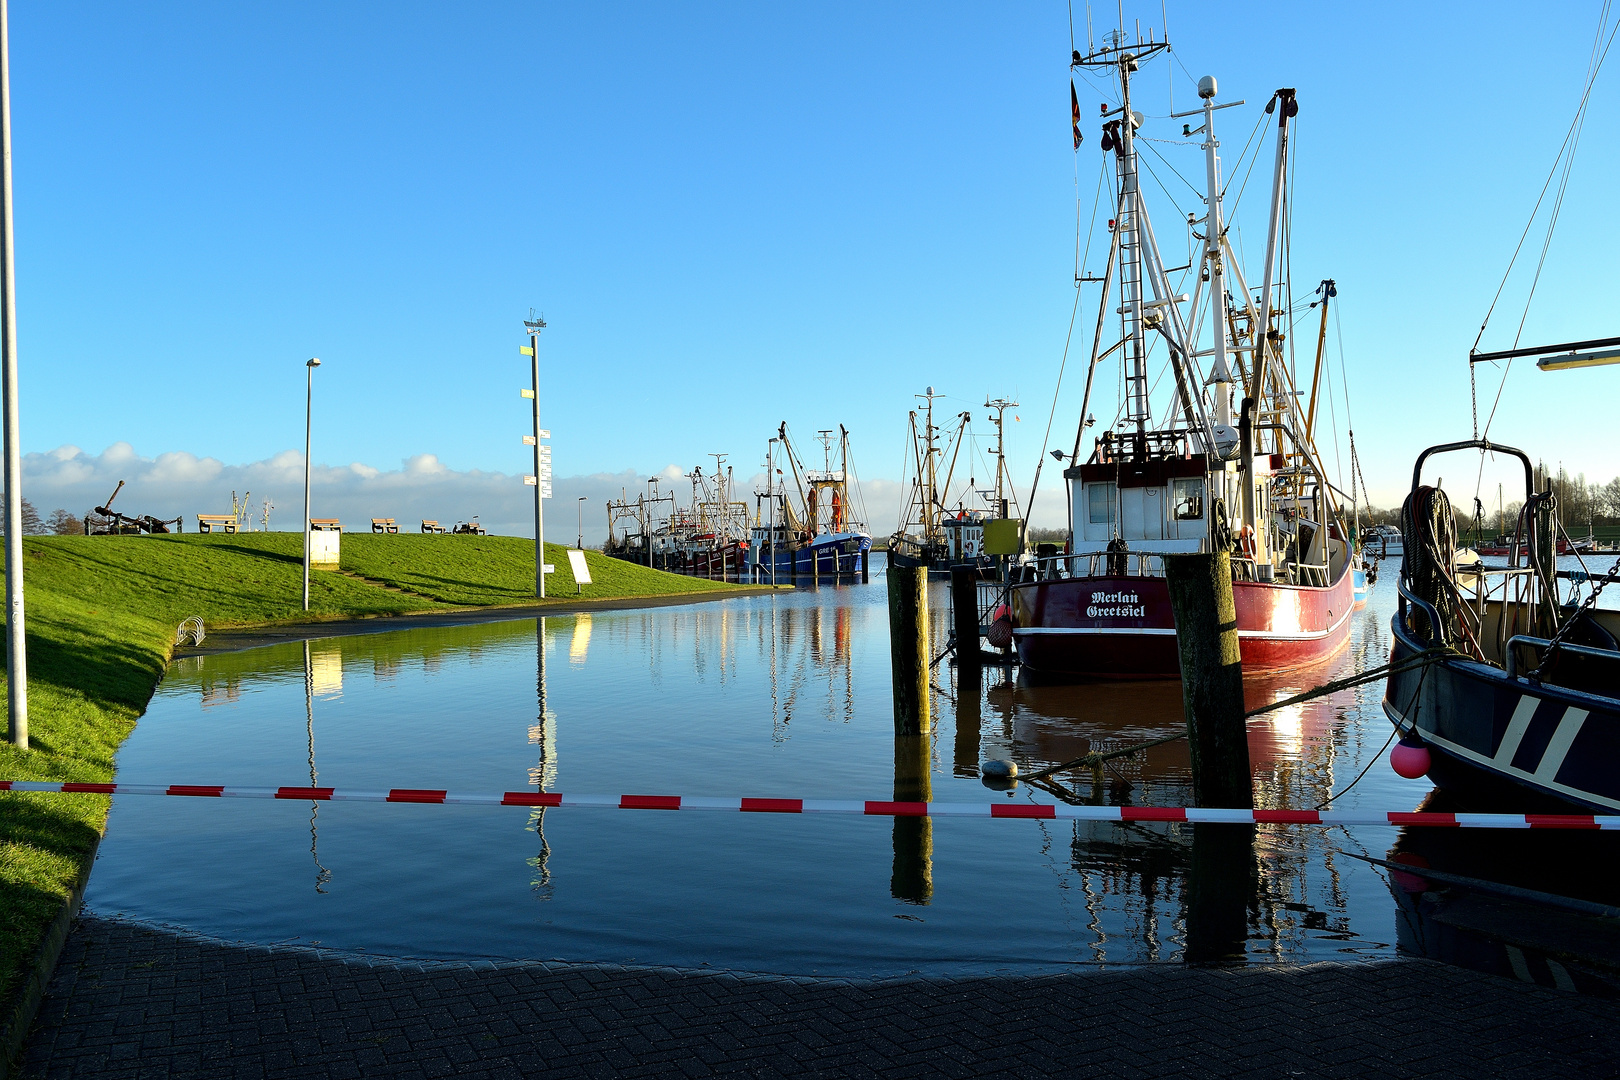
[528,617,555,896]
[303,640,330,893]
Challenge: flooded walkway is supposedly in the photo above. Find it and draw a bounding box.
[25,914,1619,1079]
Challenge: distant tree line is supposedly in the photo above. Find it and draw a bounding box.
[1360,467,1620,538]
[0,497,84,536]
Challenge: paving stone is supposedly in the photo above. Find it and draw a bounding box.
[17,915,1620,1079]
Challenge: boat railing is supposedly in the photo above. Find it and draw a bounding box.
[1289,560,1331,587]
[1009,551,1166,582]
[1396,576,1448,648]
[1502,634,1617,681]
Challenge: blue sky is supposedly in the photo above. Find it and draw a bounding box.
[11,2,1620,537]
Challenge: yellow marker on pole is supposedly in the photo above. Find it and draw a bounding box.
[520,345,535,356]
[521,388,535,399]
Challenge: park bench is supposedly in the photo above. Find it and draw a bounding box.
[196,514,237,534]
[421,519,447,534]
[453,521,487,535]
[371,518,398,533]
[309,519,342,532]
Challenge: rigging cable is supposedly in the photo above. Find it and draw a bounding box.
[1474,4,1619,443]
[1025,155,1108,543]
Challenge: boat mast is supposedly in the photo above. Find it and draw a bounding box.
[1249,88,1297,450]
[985,397,1017,516]
[1115,46,1150,441]
[1196,76,1235,435]
[920,387,940,538]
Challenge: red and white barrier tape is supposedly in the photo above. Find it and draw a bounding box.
[1,781,1615,829]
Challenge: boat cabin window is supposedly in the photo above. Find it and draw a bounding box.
[1087,482,1116,525]
[1172,478,1204,522]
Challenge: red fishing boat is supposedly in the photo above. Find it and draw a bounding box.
[1010,40,1358,679]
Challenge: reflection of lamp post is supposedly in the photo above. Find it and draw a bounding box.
[302,357,321,611]
[576,496,586,550]
[304,640,330,893]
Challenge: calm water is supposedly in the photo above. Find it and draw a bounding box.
[84,562,1494,974]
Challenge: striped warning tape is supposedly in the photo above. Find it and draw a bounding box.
[1,781,1615,828]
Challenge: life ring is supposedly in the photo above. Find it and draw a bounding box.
[1237,525,1257,559]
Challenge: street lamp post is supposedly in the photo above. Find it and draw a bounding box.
[303,357,321,611]
[523,317,546,598]
[576,496,586,550]
[1,0,27,748]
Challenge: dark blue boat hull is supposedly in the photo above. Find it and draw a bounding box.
[1384,617,1620,813]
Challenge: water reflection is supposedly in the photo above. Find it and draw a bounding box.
[891,736,932,904]
[93,578,1493,974]
[529,617,555,897]
[303,641,331,894]
[1386,789,1620,995]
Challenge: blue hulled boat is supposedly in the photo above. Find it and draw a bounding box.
[1384,437,1620,813]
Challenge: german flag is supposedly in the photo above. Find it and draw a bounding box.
[1071,80,1083,149]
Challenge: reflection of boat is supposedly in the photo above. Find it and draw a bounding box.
[1009,43,1355,679]
[748,425,871,578]
[1385,791,1620,996]
[1385,438,1620,811]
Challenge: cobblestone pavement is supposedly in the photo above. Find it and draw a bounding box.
[19,915,1620,1079]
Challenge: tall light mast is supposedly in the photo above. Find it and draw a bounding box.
[984,397,1018,517]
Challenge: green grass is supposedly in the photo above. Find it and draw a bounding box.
[0,532,754,1005]
[338,534,735,606]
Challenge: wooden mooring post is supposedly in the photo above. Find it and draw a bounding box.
[886,563,930,737]
[1163,551,1253,808]
[949,566,981,682]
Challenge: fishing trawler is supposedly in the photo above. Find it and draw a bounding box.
[1009,37,1358,679]
[887,390,1021,578]
[747,425,871,578]
[1386,432,1620,812]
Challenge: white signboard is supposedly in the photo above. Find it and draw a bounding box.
[523,435,536,446]
[540,482,553,498]
[542,563,556,573]
[567,549,592,585]
[538,466,552,479]
[537,429,550,439]
[523,475,537,486]
[310,529,340,567]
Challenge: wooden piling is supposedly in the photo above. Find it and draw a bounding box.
[886,563,930,737]
[1163,551,1252,808]
[950,566,981,681]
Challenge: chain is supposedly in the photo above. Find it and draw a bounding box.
[1528,551,1620,681]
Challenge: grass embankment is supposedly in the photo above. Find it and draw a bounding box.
[0,532,742,1005]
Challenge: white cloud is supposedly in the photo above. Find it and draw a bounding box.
[21,443,1062,543]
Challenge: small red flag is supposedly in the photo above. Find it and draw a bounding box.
[1071,81,1083,149]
